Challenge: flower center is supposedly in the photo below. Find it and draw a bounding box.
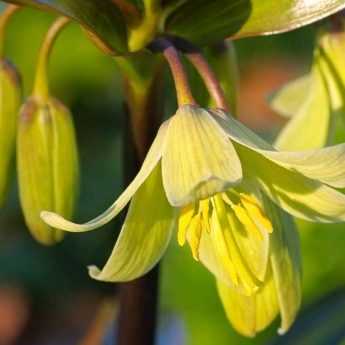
[177,191,273,262]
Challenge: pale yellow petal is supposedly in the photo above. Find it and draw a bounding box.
[198,196,259,295]
[213,111,345,189]
[270,75,311,118]
[263,196,302,334]
[275,60,332,150]
[217,267,279,337]
[260,144,345,188]
[41,121,169,232]
[162,105,242,207]
[89,164,175,282]
[237,144,345,223]
[228,210,269,282]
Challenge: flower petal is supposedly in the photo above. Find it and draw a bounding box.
[217,267,279,338]
[213,111,345,188]
[275,62,332,150]
[270,75,311,119]
[258,144,345,188]
[162,105,242,207]
[89,164,176,282]
[198,196,260,295]
[237,144,345,222]
[41,121,169,232]
[263,196,302,335]
[229,195,270,282]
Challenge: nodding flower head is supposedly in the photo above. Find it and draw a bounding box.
[41,104,345,333]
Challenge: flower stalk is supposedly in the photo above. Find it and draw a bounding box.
[33,16,70,102]
[0,4,19,57]
[150,38,196,106]
[171,38,230,111]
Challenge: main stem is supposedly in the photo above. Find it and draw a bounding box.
[117,55,164,345]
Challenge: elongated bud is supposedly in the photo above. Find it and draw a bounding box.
[0,59,21,206]
[17,96,79,245]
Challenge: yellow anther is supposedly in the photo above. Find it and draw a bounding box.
[232,204,263,240]
[222,192,234,206]
[240,194,273,234]
[187,214,202,261]
[200,199,212,233]
[178,204,194,246]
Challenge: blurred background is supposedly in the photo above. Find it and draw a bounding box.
[0,5,345,345]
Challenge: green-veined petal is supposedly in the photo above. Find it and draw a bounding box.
[162,105,242,207]
[237,144,345,223]
[212,111,345,188]
[257,144,345,189]
[89,164,175,282]
[41,121,169,232]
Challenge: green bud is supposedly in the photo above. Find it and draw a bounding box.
[17,97,79,245]
[0,59,21,206]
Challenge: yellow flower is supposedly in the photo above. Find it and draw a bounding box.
[41,104,345,331]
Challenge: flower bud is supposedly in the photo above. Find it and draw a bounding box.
[17,97,79,245]
[0,59,21,206]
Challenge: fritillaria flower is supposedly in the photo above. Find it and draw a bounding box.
[41,104,345,332]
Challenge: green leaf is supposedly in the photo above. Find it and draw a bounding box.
[165,0,345,46]
[1,0,128,54]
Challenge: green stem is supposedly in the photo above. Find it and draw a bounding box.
[33,16,70,102]
[0,4,20,58]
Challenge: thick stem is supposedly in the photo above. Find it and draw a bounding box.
[117,268,160,345]
[117,54,164,345]
[33,16,70,102]
[0,4,20,58]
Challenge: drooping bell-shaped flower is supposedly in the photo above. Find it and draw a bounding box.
[41,104,345,333]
